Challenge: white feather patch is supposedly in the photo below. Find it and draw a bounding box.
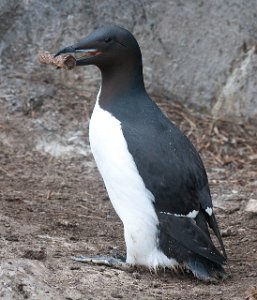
[205,207,213,216]
[89,89,177,269]
[160,210,199,219]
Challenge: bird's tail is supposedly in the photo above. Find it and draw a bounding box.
[184,252,227,281]
[158,213,227,281]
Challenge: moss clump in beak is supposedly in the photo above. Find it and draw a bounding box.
[38,50,76,70]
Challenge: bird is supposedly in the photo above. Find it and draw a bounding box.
[55,24,227,281]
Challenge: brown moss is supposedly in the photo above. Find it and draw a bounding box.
[38,50,76,70]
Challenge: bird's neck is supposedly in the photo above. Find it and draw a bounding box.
[98,62,146,108]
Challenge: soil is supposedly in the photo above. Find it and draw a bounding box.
[0,84,256,300]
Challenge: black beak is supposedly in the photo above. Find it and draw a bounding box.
[54,43,101,66]
[54,46,76,57]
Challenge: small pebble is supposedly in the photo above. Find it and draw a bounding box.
[221,228,238,237]
[245,199,257,213]
[5,235,19,242]
[111,292,123,298]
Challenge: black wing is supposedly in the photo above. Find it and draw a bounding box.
[110,95,212,216]
[105,94,226,258]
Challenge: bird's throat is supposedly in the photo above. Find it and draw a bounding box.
[99,63,146,108]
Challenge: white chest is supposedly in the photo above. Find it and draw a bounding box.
[88,93,177,268]
[89,94,155,222]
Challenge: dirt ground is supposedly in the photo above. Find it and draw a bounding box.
[0,84,256,300]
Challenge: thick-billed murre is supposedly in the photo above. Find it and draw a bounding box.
[55,25,227,281]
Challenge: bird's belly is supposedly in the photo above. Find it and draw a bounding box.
[89,101,177,268]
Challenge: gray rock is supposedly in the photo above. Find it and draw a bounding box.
[245,199,257,214]
[212,45,257,118]
[1,0,257,118]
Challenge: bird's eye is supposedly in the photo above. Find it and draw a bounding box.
[104,37,112,43]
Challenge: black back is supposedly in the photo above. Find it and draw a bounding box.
[101,92,212,216]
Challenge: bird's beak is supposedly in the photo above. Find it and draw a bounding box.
[54,42,102,66]
[54,46,76,57]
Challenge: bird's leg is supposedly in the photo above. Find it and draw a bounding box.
[71,254,129,269]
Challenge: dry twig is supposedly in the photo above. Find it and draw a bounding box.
[38,50,76,70]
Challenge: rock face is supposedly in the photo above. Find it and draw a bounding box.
[212,45,257,118]
[1,0,257,118]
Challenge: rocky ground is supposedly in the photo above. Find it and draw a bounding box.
[0,84,257,299]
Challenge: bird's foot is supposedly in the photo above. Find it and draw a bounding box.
[71,255,129,269]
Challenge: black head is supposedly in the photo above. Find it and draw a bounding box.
[55,25,142,71]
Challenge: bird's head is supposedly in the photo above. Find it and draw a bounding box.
[55,25,142,71]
